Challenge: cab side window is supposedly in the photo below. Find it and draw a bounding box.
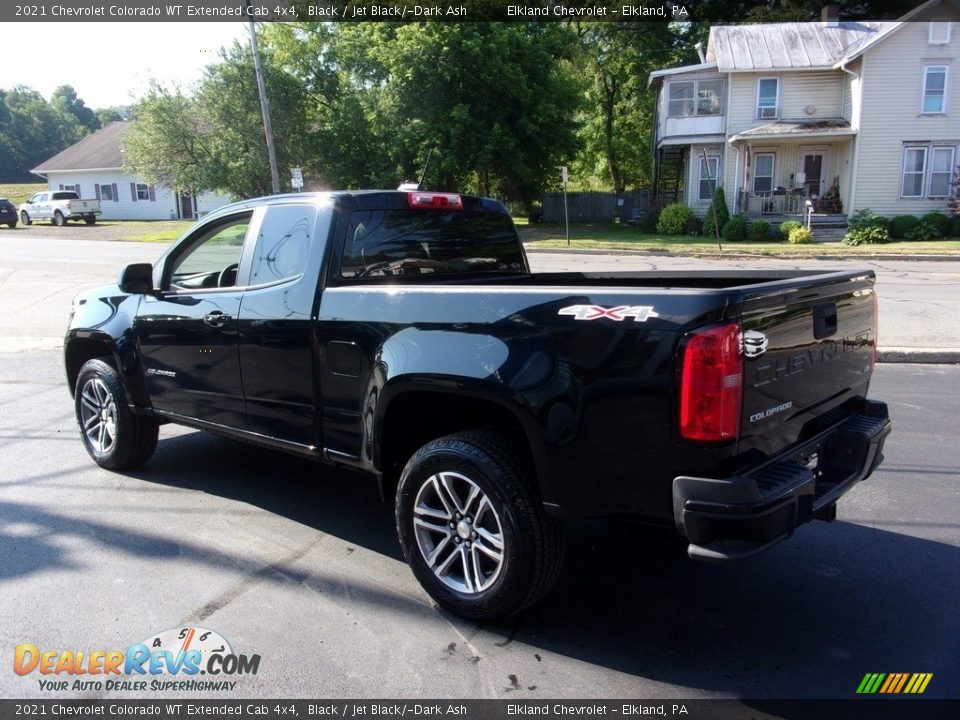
[169,214,251,290]
[248,204,317,285]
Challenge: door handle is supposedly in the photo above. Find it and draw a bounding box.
[813,303,837,339]
[203,312,232,328]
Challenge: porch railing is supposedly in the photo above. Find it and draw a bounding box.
[736,189,809,216]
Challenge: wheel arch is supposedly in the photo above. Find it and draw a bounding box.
[374,386,544,503]
[65,333,149,407]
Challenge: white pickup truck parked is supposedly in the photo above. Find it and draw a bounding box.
[19,190,102,226]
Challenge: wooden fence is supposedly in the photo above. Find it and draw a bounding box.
[542,189,651,223]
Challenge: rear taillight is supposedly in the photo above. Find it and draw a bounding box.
[680,322,743,442]
[407,192,463,210]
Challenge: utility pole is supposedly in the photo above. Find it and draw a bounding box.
[246,12,281,195]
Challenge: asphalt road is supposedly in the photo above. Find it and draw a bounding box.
[0,235,958,352]
[0,233,957,702]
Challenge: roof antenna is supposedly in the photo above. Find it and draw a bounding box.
[417,148,434,189]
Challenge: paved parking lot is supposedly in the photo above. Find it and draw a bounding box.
[0,235,958,702]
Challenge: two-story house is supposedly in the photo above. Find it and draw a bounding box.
[648,0,960,223]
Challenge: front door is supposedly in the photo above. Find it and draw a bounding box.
[802,153,824,198]
[135,211,254,427]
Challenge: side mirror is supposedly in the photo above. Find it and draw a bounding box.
[118,263,154,294]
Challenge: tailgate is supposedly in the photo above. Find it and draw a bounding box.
[738,270,876,458]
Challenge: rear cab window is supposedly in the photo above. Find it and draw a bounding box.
[340,208,526,280]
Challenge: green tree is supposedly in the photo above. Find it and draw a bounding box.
[0,86,81,182]
[51,84,100,137]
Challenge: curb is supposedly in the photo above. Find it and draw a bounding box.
[877,348,960,364]
[522,246,960,262]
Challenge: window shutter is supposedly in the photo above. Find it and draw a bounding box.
[148,185,156,202]
[112,183,119,202]
[95,184,101,201]
[59,184,64,190]
[130,182,137,202]
[75,184,82,198]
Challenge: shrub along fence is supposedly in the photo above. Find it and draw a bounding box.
[542,189,650,223]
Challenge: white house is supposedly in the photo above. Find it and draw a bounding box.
[31,121,230,220]
[648,0,960,219]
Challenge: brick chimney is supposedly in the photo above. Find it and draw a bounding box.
[821,4,840,26]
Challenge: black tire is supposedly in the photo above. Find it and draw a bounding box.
[395,431,565,620]
[20,211,31,226]
[54,211,66,226]
[75,359,158,470]
[6,222,15,229]
[84,216,96,225]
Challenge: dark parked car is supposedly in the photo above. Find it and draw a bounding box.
[65,190,891,619]
[0,198,17,228]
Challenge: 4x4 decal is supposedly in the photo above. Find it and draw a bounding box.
[558,305,660,322]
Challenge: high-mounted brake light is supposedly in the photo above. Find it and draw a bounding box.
[407,192,463,210]
[679,322,743,442]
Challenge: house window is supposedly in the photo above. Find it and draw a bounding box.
[753,153,775,193]
[902,145,957,198]
[756,78,779,119]
[136,183,151,201]
[667,79,724,117]
[930,147,955,197]
[930,22,951,45]
[99,184,114,202]
[668,82,695,117]
[922,66,948,114]
[698,156,719,201]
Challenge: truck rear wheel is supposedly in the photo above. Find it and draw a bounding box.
[84,217,96,225]
[54,210,66,226]
[75,359,158,470]
[395,431,564,619]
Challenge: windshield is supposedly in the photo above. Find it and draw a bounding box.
[340,209,525,280]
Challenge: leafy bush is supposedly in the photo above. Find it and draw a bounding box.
[843,225,890,246]
[640,206,661,233]
[684,215,704,236]
[721,213,748,242]
[904,219,941,241]
[888,215,920,239]
[778,220,804,238]
[787,226,813,244]
[922,211,949,237]
[848,208,889,231]
[657,202,694,235]
[702,187,730,237]
[950,214,960,238]
[748,220,772,242]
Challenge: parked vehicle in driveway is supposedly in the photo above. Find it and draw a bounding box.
[0,198,17,228]
[20,190,101,226]
[64,190,892,619]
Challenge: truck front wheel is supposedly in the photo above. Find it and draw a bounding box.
[395,431,564,619]
[75,359,158,470]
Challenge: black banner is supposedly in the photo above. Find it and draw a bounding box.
[1,700,959,720]
[5,1,691,23]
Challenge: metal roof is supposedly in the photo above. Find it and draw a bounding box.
[31,121,130,174]
[707,22,894,71]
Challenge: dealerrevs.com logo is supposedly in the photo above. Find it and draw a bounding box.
[13,626,260,692]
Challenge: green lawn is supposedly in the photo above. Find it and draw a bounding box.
[0,183,46,205]
[519,222,960,256]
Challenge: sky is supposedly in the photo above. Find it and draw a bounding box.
[1,22,249,109]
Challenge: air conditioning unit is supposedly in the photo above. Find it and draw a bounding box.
[759,106,777,119]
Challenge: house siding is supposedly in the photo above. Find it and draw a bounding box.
[854,5,960,215]
[43,171,230,220]
[726,70,846,136]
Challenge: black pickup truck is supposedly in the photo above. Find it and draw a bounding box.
[66,190,891,619]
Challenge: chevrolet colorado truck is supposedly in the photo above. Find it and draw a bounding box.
[20,190,101,226]
[65,191,891,619]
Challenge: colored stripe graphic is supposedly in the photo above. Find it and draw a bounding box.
[857,673,932,694]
